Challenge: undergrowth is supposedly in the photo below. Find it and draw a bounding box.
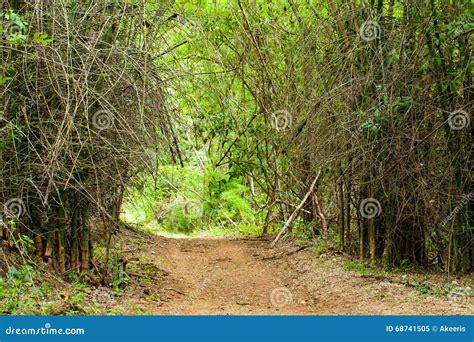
[122,163,265,236]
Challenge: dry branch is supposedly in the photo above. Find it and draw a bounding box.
[270,167,322,248]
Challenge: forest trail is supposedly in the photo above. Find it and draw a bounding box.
[112,230,472,315]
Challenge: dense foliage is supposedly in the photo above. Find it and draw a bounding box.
[1,0,473,279]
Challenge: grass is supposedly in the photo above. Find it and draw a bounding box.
[413,284,444,297]
[341,261,388,277]
[0,264,59,314]
[341,261,449,299]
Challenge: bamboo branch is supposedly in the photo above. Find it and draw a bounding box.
[270,167,322,248]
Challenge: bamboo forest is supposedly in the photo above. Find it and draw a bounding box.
[0,0,472,316]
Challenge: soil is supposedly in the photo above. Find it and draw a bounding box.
[104,229,473,315]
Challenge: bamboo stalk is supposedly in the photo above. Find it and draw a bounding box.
[271,167,322,248]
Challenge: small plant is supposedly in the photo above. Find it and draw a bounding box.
[311,236,337,256]
[123,162,263,236]
[109,258,129,293]
[342,261,386,277]
[414,284,443,297]
[399,259,416,272]
[15,234,36,254]
[0,265,57,314]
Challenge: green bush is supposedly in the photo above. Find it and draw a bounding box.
[0,265,57,314]
[122,161,262,235]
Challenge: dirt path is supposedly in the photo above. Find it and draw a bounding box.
[112,231,472,315]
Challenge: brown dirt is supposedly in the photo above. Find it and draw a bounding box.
[110,230,473,315]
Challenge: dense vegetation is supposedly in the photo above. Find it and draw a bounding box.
[1,0,472,293]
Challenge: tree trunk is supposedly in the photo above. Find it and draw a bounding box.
[80,203,90,273]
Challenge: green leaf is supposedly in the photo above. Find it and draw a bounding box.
[33,32,53,45]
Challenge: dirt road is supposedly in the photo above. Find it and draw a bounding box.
[109,231,472,315]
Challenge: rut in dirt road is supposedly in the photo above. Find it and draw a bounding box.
[116,233,472,315]
[145,237,309,314]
